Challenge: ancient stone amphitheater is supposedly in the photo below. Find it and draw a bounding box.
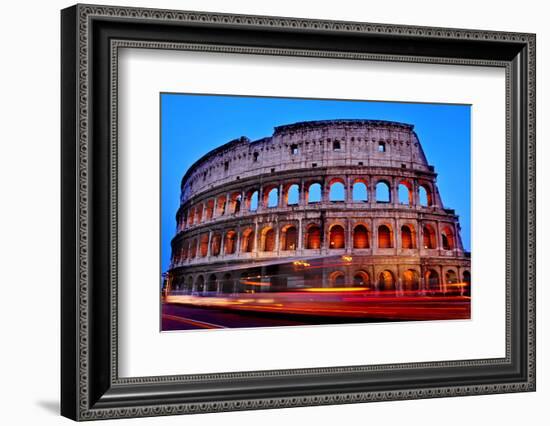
[167,119,471,296]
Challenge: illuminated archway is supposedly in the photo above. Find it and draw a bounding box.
[305,224,321,249]
[241,228,255,253]
[329,271,346,287]
[353,270,370,287]
[378,224,393,248]
[329,224,345,249]
[281,225,297,250]
[402,269,420,291]
[261,227,276,252]
[224,230,237,255]
[353,224,369,249]
[376,181,391,203]
[422,224,437,249]
[401,225,415,249]
[210,233,221,256]
[425,269,440,291]
[378,270,396,291]
[441,226,455,250]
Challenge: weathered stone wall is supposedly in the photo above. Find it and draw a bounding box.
[180,120,432,203]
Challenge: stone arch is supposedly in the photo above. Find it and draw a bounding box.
[264,185,279,208]
[441,225,455,250]
[398,180,413,205]
[280,224,298,251]
[425,269,440,291]
[186,276,194,293]
[329,224,345,249]
[205,199,215,220]
[189,239,198,258]
[401,224,416,249]
[216,195,227,216]
[378,224,394,248]
[329,181,345,202]
[306,182,322,203]
[329,271,346,287]
[229,192,242,214]
[375,180,391,203]
[285,183,300,206]
[305,223,321,249]
[422,224,437,249]
[378,270,396,291]
[328,177,345,202]
[352,180,368,202]
[418,183,433,207]
[402,269,420,292]
[187,207,195,227]
[207,274,217,292]
[210,233,222,256]
[195,275,205,293]
[199,233,209,257]
[221,273,233,294]
[224,230,237,255]
[353,224,370,249]
[240,228,255,253]
[195,204,203,223]
[353,270,371,287]
[181,240,189,260]
[445,269,458,284]
[261,226,276,252]
[245,189,259,211]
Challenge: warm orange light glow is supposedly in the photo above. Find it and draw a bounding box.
[341,255,353,262]
[240,280,271,287]
[301,287,367,292]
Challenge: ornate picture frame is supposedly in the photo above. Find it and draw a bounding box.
[61,4,535,420]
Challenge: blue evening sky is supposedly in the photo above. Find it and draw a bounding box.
[161,94,471,275]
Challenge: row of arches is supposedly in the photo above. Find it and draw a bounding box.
[328,268,470,292]
[180,178,435,230]
[173,222,458,263]
[170,269,471,295]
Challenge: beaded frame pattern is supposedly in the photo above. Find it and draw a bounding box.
[73,4,535,420]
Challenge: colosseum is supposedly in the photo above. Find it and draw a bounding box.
[166,119,471,297]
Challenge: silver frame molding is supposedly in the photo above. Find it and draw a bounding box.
[61,3,536,421]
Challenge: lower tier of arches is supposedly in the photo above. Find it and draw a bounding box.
[167,256,471,297]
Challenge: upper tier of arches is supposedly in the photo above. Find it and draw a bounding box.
[180,120,432,203]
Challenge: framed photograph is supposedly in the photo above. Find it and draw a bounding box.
[61,4,536,421]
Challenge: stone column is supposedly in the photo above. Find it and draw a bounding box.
[345,176,352,204]
[436,221,443,253]
[206,231,212,258]
[278,183,284,208]
[346,218,352,253]
[368,178,376,206]
[321,178,328,203]
[299,179,306,206]
[392,177,399,207]
[225,193,231,215]
[413,180,420,208]
[220,232,226,258]
[257,187,264,212]
[397,269,404,295]
[240,190,246,215]
[298,218,303,252]
[253,220,259,256]
[275,220,281,255]
[235,227,242,254]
